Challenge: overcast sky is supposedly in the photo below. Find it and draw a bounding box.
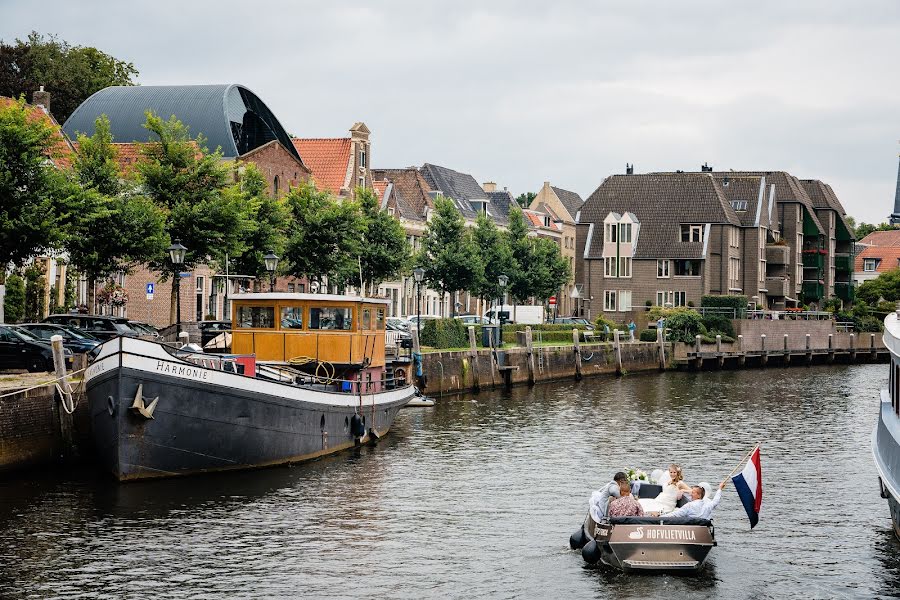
[3,0,899,222]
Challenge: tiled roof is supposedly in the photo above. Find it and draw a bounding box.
[522,208,562,231]
[551,186,584,220]
[859,229,900,248]
[1,96,75,169]
[372,178,389,203]
[419,163,506,224]
[73,141,203,175]
[291,138,351,195]
[855,245,900,273]
[710,171,825,234]
[800,179,855,239]
[580,173,740,259]
[371,168,434,221]
[486,190,513,223]
[715,175,767,227]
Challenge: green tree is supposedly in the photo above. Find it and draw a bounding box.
[857,268,900,305]
[0,32,138,123]
[355,187,410,294]
[229,164,290,285]
[505,207,532,304]
[471,213,514,307]
[418,196,481,316]
[3,273,25,323]
[283,182,364,286]
[528,236,571,303]
[515,191,536,208]
[23,263,46,322]
[136,112,250,323]
[854,221,895,240]
[72,114,120,195]
[0,96,65,321]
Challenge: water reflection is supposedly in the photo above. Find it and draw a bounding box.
[0,364,896,598]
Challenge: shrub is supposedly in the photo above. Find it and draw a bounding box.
[594,315,620,341]
[420,318,469,349]
[701,314,736,338]
[665,309,705,343]
[3,273,25,323]
[639,328,658,342]
[700,295,748,318]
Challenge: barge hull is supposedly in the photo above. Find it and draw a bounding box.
[874,390,900,538]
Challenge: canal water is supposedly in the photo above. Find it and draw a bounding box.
[1,365,898,599]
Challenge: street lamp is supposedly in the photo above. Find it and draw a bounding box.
[413,267,425,332]
[263,250,279,293]
[497,274,508,326]
[168,239,187,336]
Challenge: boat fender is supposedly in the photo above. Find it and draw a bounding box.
[569,525,589,550]
[581,539,602,564]
[350,414,365,438]
[879,477,890,500]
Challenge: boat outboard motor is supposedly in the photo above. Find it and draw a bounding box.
[570,525,589,550]
[350,413,365,438]
[581,539,602,564]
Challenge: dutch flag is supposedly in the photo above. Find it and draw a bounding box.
[732,446,762,528]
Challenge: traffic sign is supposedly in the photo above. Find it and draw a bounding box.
[549,296,557,305]
[146,283,154,294]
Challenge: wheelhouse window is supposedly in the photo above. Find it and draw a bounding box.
[237,306,275,328]
[376,308,385,329]
[362,308,372,330]
[309,307,353,330]
[674,259,701,277]
[280,307,304,329]
[680,224,704,243]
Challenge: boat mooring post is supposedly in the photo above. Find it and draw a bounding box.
[50,334,75,453]
[467,326,481,392]
[178,331,189,348]
[828,333,834,364]
[761,334,768,366]
[613,329,623,376]
[716,334,724,368]
[806,333,812,365]
[657,326,666,370]
[738,334,745,367]
[783,334,790,366]
[850,333,856,362]
[694,335,702,369]
[525,326,536,385]
[573,328,583,381]
[871,333,878,360]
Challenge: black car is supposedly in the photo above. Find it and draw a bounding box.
[128,321,163,340]
[199,320,231,350]
[18,323,102,358]
[0,325,73,372]
[43,314,138,341]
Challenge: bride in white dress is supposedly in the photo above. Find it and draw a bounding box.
[638,464,692,514]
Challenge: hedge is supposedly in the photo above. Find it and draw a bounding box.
[420,318,472,348]
[700,314,736,338]
[700,295,748,317]
[639,329,658,342]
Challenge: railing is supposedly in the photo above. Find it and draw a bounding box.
[747,310,833,321]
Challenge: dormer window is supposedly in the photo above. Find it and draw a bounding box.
[605,222,618,242]
[731,200,748,211]
[543,215,551,227]
[680,224,704,243]
[619,222,632,243]
[864,258,877,272]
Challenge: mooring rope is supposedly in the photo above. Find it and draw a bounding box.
[0,368,87,400]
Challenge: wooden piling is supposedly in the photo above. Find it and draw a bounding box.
[783,334,790,366]
[806,333,812,365]
[850,333,856,361]
[738,334,745,367]
[761,334,768,367]
[657,327,666,370]
[828,333,834,364]
[871,333,878,360]
[50,335,75,453]
[525,326,536,385]
[573,328,583,381]
[614,329,623,376]
[716,334,724,368]
[467,326,480,392]
[694,334,702,369]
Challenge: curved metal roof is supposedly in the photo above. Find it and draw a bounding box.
[62,84,300,160]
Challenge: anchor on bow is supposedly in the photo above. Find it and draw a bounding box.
[130,383,159,419]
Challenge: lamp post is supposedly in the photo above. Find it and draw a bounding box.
[413,267,425,332]
[168,239,187,336]
[263,250,279,293]
[497,274,508,326]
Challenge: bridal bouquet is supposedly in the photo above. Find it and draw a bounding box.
[625,468,649,482]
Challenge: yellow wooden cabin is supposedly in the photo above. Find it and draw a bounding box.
[230,293,389,367]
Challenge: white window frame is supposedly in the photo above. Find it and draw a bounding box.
[619,223,632,243]
[604,257,617,277]
[604,290,617,312]
[619,257,632,278]
[657,259,670,278]
[674,291,687,307]
[680,224,704,243]
[656,290,674,306]
[618,290,632,311]
[196,275,205,294]
[864,258,876,272]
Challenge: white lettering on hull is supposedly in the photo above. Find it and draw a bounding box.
[156,360,210,381]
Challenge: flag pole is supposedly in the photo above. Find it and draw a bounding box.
[723,442,761,485]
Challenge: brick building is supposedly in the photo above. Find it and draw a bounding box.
[529,182,584,316]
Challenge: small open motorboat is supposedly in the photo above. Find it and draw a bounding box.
[571,483,717,573]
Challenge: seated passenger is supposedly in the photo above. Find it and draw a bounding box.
[663,480,726,520]
[588,471,629,522]
[639,463,692,515]
[608,481,644,518]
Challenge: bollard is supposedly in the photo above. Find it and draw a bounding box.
[468,326,480,393]
[657,327,666,370]
[178,331,190,348]
[716,334,724,368]
[738,334,745,367]
[783,334,790,366]
[613,329,623,376]
[525,326,536,385]
[761,334,768,367]
[573,328,583,381]
[828,333,834,364]
[871,333,878,360]
[695,334,703,370]
[806,333,812,365]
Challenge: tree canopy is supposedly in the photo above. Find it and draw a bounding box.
[471,213,514,303]
[0,32,138,123]
[355,187,410,293]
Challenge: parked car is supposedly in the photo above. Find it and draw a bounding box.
[199,320,232,349]
[456,314,491,325]
[128,321,162,340]
[550,317,595,330]
[18,323,102,358]
[0,325,73,372]
[407,315,441,331]
[42,314,138,341]
[386,317,410,331]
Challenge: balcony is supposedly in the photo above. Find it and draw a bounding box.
[766,244,790,265]
[835,282,855,302]
[802,251,825,269]
[834,254,853,272]
[765,277,789,297]
[802,281,825,300]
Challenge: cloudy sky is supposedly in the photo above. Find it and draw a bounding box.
[4,0,899,222]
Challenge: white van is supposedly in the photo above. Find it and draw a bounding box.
[484,305,544,325]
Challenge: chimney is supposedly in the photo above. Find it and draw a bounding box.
[701,162,713,172]
[626,163,634,175]
[32,86,50,114]
[482,181,497,193]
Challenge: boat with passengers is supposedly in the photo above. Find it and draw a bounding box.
[875,311,900,538]
[84,293,416,481]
